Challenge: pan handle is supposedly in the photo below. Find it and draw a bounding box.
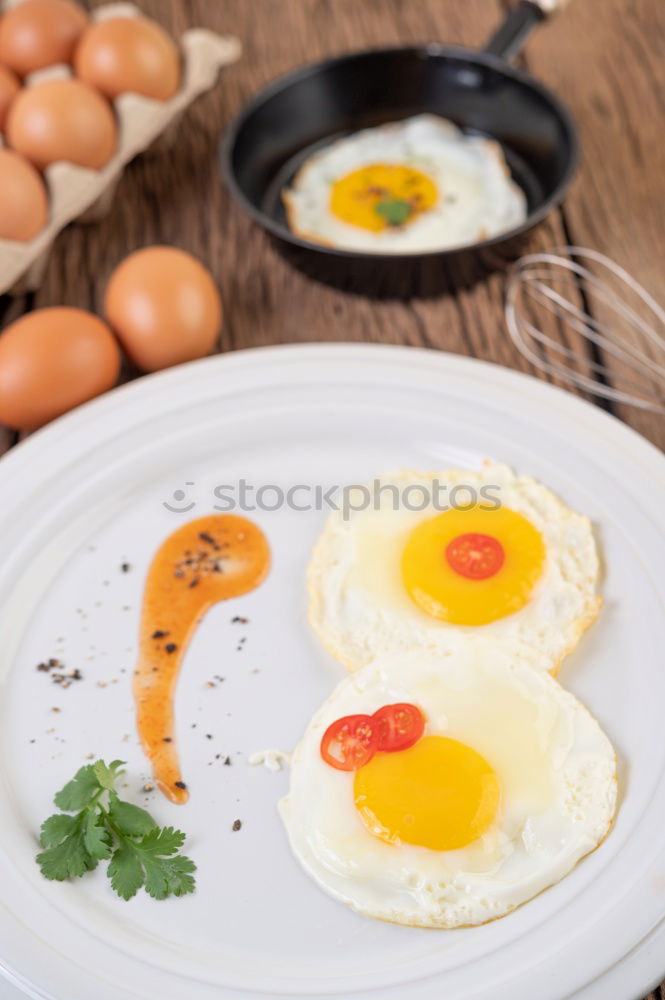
[484,0,569,61]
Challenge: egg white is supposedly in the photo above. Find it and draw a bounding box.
[307,463,602,674]
[280,645,617,928]
[283,114,527,253]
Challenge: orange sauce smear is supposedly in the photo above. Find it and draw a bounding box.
[133,515,270,804]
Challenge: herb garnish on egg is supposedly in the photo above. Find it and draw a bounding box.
[374,198,413,226]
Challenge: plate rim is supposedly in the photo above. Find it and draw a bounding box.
[2,343,665,488]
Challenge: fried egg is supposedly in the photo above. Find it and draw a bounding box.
[308,463,601,673]
[282,114,527,253]
[280,646,617,928]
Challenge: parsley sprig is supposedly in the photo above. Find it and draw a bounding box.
[374,197,413,227]
[36,760,196,901]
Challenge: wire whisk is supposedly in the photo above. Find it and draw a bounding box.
[505,247,665,414]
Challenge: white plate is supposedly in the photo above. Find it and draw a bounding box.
[1,343,665,1000]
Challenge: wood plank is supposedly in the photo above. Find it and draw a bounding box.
[0,427,12,458]
[524,0,665,448]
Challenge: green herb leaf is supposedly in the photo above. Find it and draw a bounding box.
[134,828,195,900]
[83,810,112,861]
[374,198,412,227]
[108,791,157,838]
[36,813,97,881]
[93,759,125,791]
[108,842,144,901]
[134,826,186,857]
[141,855,170,900]
[53,765,101,812]
[144,854,196,900]
[37,760,196,902]
[39,812,78,848]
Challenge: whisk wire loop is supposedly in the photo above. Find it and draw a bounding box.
[505,247,665,414]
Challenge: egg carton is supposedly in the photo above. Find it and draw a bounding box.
[0,1,241,295]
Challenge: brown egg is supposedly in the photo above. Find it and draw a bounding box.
[0,148,48,241]
[74,16,181,101]
[0,63,20,130]
[0,0,88,77]
[6,77,117,170]
[104,247,222,372]
[0,307,120,430]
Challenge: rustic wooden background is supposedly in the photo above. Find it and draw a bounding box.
[0,0,664,995]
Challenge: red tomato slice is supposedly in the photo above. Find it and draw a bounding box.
[320,714,378,771]
[372,703,425,752]
[445,532,505,580]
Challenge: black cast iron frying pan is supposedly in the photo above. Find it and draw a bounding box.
[221,0,577,298]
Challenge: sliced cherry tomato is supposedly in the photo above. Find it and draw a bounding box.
[445,532,505,580]
[320,714,378,771]
[372,703,425,752]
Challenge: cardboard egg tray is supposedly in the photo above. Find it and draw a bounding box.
[0,1,241,295]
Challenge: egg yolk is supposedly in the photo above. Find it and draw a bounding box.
[354,735,499,851]
[330,164,438,232]
[401,506,546,626]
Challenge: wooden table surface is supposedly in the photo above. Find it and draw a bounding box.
[0,0,664,996]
